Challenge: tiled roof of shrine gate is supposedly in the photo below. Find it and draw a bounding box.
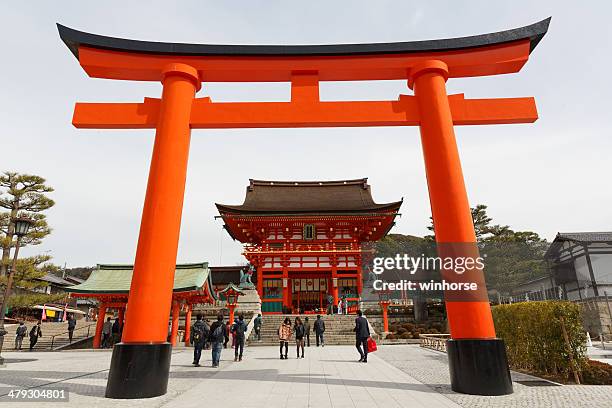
[216,179,402,215]
[66,262,211,294]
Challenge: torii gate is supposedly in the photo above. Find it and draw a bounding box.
[58,18,550,399]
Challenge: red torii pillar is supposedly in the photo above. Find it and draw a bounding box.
[411,61,506,393]
[184,304,192,347]
[93,303,106,349]
[117,307,125,342]
[170,301,180,346]
[105,63,199,398]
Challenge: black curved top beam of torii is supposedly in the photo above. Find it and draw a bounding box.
[58,17,550,59]
[61,18,550,129]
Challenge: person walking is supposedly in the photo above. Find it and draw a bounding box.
[15,321,27,350]
[29,321,42,351]
[67,315,77,342]
[101,317,113,348]
[223,320,231,349]
[304,317,311,347]
[354,310,370,363]
[294,317,305,358]
[232,314,248,362]
[278,317,292,359]
[209,314,228,368]
[190,314,208,367]
[254,313,262,341]
[203,318,211,350]
[230,317,238,349]
[338,297,343,315]
[111,317,122,345]
[314,314,325,347]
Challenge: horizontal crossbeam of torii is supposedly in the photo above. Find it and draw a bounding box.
[58,17,550,400]
[73,93,537,128]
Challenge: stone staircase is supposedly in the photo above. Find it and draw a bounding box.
[248,314,367,345]
[11,321,96,351]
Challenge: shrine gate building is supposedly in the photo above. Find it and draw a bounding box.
[217,179,401,314]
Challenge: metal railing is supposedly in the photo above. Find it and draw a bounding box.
[419,333,450,352]
[49,323,95,349]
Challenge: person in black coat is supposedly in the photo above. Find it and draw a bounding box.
[304,317,311,347]
[294,317,306,358]
[231,314,248,362]
[29,321,42,351]
[354,310,370,363]
[208,315,229,368]
[314,315,325,347]
[67,315,77,342]
[190,314,209,367]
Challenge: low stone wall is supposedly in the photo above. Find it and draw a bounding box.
[577,298,612,340]
[367,315,412,333]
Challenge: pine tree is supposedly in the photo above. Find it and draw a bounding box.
[0,255,66,310]
[0,172,54,276]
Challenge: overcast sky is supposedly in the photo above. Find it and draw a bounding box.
[1,1,610,268]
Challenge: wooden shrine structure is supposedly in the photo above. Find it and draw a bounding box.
[217,178,401,314]
[66,263,215,348]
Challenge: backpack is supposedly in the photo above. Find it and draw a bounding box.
[232,321,247,338]
[16,325,27,337]
[192,325,204,343]
[211,323,224,341]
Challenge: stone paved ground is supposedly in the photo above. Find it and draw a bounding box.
[0,345,457,408]
[376,344,612,408]
[1,344,610,407]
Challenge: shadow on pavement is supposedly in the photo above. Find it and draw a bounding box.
[169,368,442,393]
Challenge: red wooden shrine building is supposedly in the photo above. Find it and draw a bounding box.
[66,263,215,348]
[217,179,402,314]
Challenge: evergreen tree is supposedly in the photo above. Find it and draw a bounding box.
[0,172,54,276]
[0,255,66,309]
[425,204,548,294]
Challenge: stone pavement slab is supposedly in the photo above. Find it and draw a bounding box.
[166,344,459,408]
[3,344,610,407]
[376,344,612,408]
[0,345,458,408]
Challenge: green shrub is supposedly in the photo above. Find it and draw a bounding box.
[492,301,587,380]
[400,332,412,339]
[396,327,407,334]
[581,360,612,385]
[385,333,396,340]
[402,323,415,332]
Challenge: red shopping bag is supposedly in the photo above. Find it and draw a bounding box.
[367,336,378,352]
